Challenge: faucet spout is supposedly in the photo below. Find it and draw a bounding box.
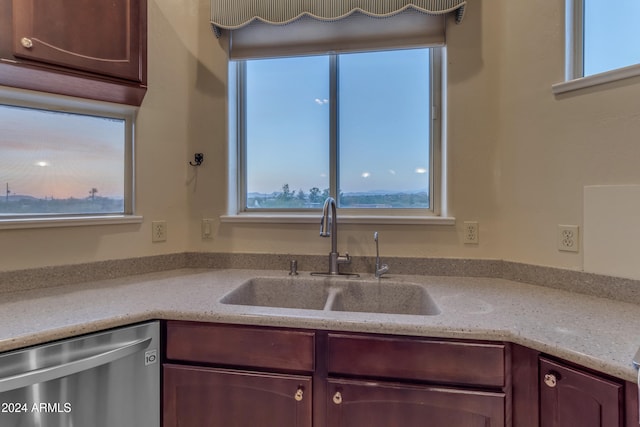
[319,197,350,275]
[320,197,337,253]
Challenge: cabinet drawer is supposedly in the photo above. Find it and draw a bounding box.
[166,321,315,372]
[328,333,505,387]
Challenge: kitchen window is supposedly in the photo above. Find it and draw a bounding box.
[553,0,640,93]
[0,89,138,228]
[229,47,444,220]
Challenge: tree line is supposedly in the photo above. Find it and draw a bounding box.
[0,196,123,214]
[248,184,429,209]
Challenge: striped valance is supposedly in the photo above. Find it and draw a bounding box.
[211,0,467,30]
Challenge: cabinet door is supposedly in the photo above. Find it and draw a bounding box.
[12,0,145,82]
[540,358,623,427]
[163,364,312,427]
[326,379,505,427]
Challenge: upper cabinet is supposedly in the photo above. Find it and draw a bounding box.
[13,0,144,82]
[0,0,147,105]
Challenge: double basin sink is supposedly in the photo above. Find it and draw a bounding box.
[220,276,440,316]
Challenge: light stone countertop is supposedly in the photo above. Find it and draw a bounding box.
[0,268,639,382]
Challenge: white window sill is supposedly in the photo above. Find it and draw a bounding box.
[0,215,143,230]
[220,213,455,225]
[552,64,640,95]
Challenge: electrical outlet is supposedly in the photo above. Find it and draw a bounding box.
[152,221,167,242]
[463,221,479,244]
[558,224,579,252]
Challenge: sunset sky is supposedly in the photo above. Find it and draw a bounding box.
[0,105,124,200]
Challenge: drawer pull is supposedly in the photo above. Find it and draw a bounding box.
[333,391,343,404]
[21,37,33,49]
[544,372,559,388]
[294,387,304,402]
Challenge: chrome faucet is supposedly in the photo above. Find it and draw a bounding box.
[374,231,389,278]
[319,197,351,275]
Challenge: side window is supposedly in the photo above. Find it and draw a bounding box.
[582,0,640,76]
[557,0,640,92]
[235,47,441,216]
[0,100,134,219]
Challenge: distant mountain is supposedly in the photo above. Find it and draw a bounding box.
[343,190,429,196]
[2,194,38,201]
[248,189,428,198]
[1,195,125,202]
[247,192,279,198]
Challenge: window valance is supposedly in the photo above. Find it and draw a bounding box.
[211,0,467,30]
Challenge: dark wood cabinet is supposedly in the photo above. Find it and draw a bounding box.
[164,323,508,427]
[326,379,505,427]
[539,357,623,427]
[0,0,147,105]
[163,365,312,427]
[511,345,637,427]
[163,321,640,427]
[163,322,316,427]
[324,332,506,427]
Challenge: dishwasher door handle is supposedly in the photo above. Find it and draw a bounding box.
[0,337,152,393]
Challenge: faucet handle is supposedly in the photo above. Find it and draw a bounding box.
[376,263,390,278]
[337,252,351,264]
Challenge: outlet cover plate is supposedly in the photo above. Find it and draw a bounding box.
[463,221,479,244]
[558,224,579,252]
[152,221,167,242]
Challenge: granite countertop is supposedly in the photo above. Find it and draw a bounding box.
[1,268,639,382]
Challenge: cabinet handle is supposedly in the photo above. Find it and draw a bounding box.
[20,37,33,49]
[294,387,304,402]
[333,391,343,405]
[544,372,560,388]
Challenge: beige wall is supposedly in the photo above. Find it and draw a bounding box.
[497,0,640,270]
[2,0,640,274]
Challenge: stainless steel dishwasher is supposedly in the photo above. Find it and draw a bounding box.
[0,321,160,427]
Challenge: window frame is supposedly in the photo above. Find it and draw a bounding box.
[226,48,449,224]
[553,0,640,94]
[0,87,141,229]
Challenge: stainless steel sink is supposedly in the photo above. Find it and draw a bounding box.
[219,276,440,316]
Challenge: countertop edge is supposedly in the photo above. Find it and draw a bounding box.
[0,268,638,384]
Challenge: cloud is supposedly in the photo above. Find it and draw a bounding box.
[314,98,329,105]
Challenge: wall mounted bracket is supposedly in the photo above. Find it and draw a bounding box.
[189,153,204,166]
